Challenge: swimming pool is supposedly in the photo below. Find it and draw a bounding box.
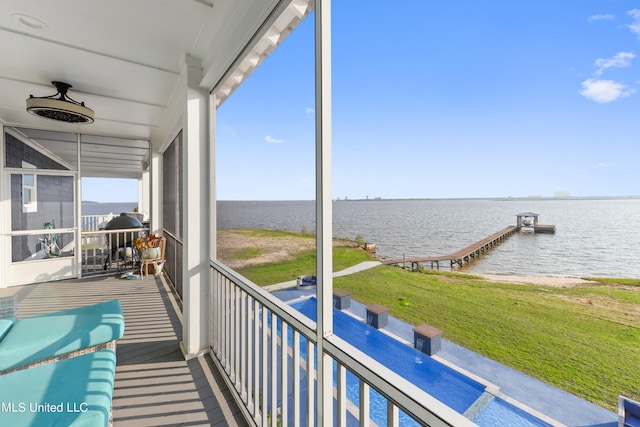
[474,398,552,427]
[291,297,551,427]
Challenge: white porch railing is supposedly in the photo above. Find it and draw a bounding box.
[210,260,476,427]
[81,213,117,231]
[81,228,149,275]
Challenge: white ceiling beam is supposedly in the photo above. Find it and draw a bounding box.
[0,26,181,77]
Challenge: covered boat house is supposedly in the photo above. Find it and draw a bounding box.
[516,212,556,233]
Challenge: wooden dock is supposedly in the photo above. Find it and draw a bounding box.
[382,226,518,269]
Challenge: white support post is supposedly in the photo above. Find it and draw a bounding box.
[75,133,82,278]
[210,93,217,261]
[138,167,150,222]
[181,54,211,359]
[0,124,5,289]
[315,0,333,426]
[209,93,217,350]
[150,152,162,234]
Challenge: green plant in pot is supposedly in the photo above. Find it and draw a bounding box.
[135,234,160,259]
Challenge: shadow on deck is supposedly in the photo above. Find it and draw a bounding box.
[0,274,247,427]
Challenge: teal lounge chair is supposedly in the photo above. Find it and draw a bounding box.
[0,300,125,426]
[0,349,116,427]
[0,299,124,374]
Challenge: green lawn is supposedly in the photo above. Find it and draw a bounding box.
[235,246,374,286]
[333,266,640,412]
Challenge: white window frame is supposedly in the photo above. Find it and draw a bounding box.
[21,161,37,213]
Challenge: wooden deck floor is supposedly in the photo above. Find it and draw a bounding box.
[0,274,247,427]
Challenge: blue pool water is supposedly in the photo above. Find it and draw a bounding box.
[474,398,552,427]
[292,298,484,413]
[291,297,551,427]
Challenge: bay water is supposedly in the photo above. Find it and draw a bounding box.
[82,202,138,216]
[217,198,640,279]
[85,198,640,278]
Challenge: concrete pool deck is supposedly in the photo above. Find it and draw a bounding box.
[272,284,618,427]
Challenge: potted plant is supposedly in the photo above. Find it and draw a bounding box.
[134,233,160,259]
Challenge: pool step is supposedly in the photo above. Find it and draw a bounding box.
[463,391,495,420]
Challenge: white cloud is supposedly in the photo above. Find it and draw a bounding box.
[629,9,640,38]
[580,79,635,103]
[594,162,611,169]
[587,14,615,23]
[594,52,635,76]
[305,107,315,114]
[265,135,283,144]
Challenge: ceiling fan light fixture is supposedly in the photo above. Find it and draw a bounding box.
[26,81,94,124]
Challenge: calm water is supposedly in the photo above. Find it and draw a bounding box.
[82,202,138,216]
[217,198,640,278]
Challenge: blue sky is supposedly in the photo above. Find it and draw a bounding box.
[216,0,640,200]
[83,1,640,203]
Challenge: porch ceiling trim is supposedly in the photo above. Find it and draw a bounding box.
[211,0,313,107]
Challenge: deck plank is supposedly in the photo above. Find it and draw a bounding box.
[0,274,247,427]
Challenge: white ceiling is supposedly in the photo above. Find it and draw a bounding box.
[0,0,311,178]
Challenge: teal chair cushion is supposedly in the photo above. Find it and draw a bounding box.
[0,300,124,371]
[0,317,15,341]
[0,349,116,427]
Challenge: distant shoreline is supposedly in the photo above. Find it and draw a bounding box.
[218,195,640,202]
[82,201,137,204]
[81,201,138,216]
[335,195,640,202]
